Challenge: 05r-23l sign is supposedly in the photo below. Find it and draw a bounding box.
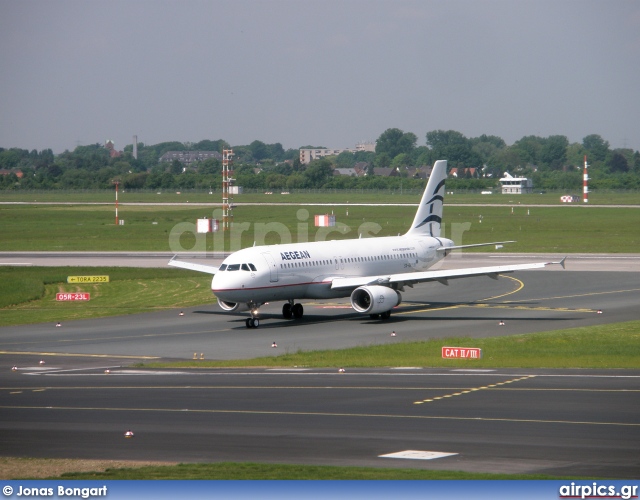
[56,293,90,301]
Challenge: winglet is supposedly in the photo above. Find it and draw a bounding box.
[549,256,567,269]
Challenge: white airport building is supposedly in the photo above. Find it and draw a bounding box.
[499,172,533,194]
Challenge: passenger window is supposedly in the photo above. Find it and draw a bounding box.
[249,263,256,271]
[227,264,240,271]
[241,264,250,271]
[218,264,227,271]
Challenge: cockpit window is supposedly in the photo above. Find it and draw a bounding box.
[241,264,250,271]
[218,264,227,271]
[248,263,257,271]
[227,264,241,271]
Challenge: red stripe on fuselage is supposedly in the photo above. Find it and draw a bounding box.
[212,281,326,293]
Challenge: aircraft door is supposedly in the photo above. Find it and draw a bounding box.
[261,252,278,282]
[334,256,343,270]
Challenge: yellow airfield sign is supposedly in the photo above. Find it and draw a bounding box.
[67,275,110,284]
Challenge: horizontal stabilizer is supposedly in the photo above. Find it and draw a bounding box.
[437,241,516,251]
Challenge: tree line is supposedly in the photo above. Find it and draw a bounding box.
[1,129,639,191]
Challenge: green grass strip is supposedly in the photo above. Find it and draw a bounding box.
[45,461,578,480]
[145,321,640,370]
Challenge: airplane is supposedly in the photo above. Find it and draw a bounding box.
[169,160,565,328]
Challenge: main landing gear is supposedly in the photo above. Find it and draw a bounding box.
[282,301,304,320]
[369,310,392,320]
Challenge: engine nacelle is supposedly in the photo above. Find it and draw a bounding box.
[350,285,401,314]
[217,300,249,312]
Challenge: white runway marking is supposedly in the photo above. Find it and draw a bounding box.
[379,450,458,460]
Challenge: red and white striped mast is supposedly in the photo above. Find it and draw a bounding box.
[115,181,119,224]
[583,155,589,203]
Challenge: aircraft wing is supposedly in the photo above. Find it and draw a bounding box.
[330,258,566,290]
[168,257,218,275]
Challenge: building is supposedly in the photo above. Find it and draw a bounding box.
[499,172,533,194]
[105,140,122,158]
[333,168,359,177]
[450,167,477,178]
[373,167,398,177]
[407,166,432,179]
[299,142,375,165]
[0,169,23,178]
[159,151,223,165]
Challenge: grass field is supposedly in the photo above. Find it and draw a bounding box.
[2,188,640,205]
[0,267,212,327]
[1,203,639,252]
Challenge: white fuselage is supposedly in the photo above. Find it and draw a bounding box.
[212,234,454,305]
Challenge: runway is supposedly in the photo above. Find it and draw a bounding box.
[1,266,639,477]
[1,365,638,477]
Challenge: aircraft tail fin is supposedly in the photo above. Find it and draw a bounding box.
[406,160,447,236]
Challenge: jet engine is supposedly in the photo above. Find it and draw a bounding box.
[217,300,249,312]
[350,285,401,314]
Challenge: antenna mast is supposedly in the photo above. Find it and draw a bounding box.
[222,149,234,230]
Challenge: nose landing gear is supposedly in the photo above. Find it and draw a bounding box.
[245,301,305,329]
[245,317,260,328]
[245,304,261,329]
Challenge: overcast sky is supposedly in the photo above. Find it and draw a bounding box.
[1,0,639,154]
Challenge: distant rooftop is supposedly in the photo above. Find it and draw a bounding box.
[299,142,376,164]
[160,151,223,164]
